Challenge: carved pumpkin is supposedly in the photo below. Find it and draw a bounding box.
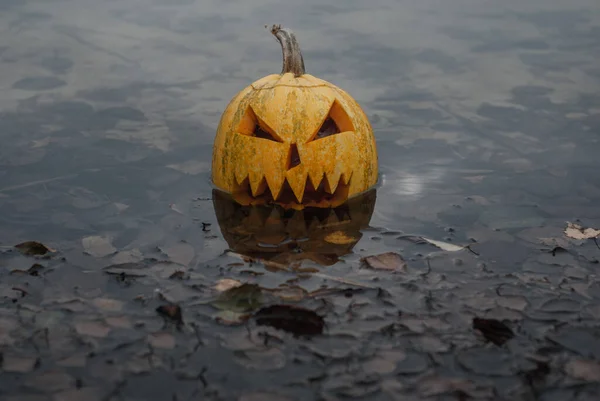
[212,188,376,268]
[211,24,378,210]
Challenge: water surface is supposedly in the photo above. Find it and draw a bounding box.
[1,0,600,400]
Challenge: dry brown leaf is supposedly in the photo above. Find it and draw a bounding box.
[564,222,600,240]
[362,252,407,272]
[214,278,242,292]
[15,241,56,256]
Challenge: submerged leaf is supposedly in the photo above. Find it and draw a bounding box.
[564,222,600,240]
[254,305,324,336]
[564,359,600,382]
[82,236,116,258]
[362,252,407,272]
[212,284,263,313]
[472,317,514,346]
[15,241,56,256]
[156,303,183,324]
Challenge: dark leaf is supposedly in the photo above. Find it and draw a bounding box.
[28,263,46,276]
[156,304,183,325]
[15,241,55,256]
[254,305,324,336]
[472,317,514,346]
[523,360,550,385]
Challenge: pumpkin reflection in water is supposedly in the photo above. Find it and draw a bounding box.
[212,188,376,268]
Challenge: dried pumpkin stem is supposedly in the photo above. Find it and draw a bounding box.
[269,24,306,77]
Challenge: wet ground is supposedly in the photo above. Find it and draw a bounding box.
[1,0,600,400]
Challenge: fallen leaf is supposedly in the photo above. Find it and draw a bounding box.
[53,387,102,401]
[156,303,183,324]
[565,359,600,382]
[15,241,56,256]
[472,317,514,346]
[362,252,407,271]
[148,332,176,349]
[111,248,143,264]
[269,286,307,302]
[212,284,263,313]
[564,222,600,240]
[214,310,251,326]
[239,392,295,401]
[10,263,46,276]
[82,236,116,258]
[74,321,111,338]
[103,262,147,278]
[105,316,132,329]
[92,298,124,312]
[418,375,493,398]
[1,355,39,372]
[214,278,242,292]
[160,243,194,266]
[234,348,286,371]
[420,237,466,252]
[254,305,324,336]
[311,273,376,289]
[24,370,75,392]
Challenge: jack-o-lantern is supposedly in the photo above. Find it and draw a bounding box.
[211,24,378,210]
[212,188,376,268]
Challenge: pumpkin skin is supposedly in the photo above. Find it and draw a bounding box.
[211,25,378,210]
[212,188,376,268]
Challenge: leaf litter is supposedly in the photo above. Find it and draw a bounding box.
[4,196,600,401]
[14,241,56,256]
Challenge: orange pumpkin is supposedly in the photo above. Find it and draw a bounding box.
[212,188,376,268]
[211,24,378,210]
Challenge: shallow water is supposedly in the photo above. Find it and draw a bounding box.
[1,0,600,400]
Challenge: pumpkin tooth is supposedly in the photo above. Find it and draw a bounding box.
[307,166,325,191]
[285,170,307,203]
[264,174,286,200]
[234,167,249,187]
[341,171,353,185]
[249,174,267,197]
[324,171,342,194]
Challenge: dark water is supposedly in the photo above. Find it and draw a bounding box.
[1,0,600,400]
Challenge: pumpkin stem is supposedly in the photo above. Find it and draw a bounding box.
[269,24,306,77]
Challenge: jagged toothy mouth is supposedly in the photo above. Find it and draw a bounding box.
[231,173,351,209]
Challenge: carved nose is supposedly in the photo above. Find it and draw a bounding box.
[288,144,301,170]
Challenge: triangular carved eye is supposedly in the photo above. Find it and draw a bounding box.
[309,100,355,142]
[237,106,283,142]
[314,118,340,139]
